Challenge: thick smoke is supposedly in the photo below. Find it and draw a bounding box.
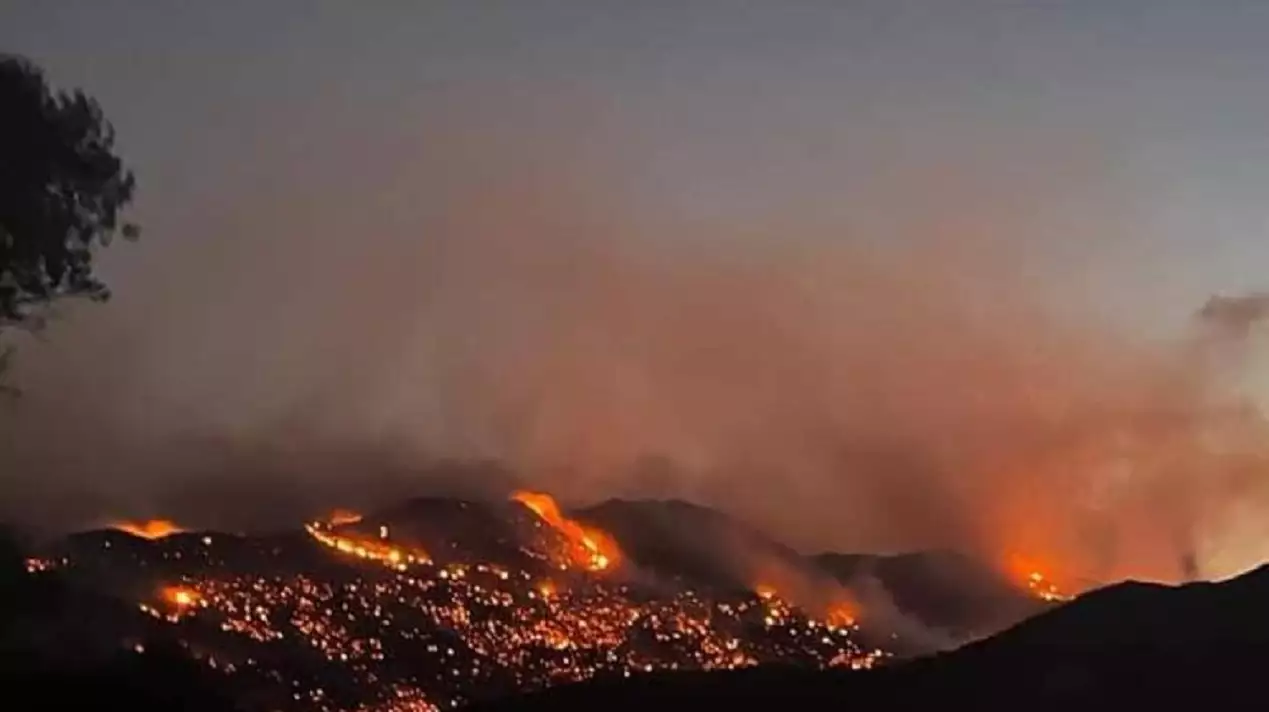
[1,110,1267,586]
[1198,293,1269,339]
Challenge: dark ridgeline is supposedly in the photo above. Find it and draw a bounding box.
[812,549,1044,637]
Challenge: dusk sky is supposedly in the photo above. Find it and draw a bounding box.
[4,2,1269,582]
[6,1,1269,322]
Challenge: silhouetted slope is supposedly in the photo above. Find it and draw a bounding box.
[471,563,1269,711]
[3,641,239,712]
[815,549,1045,635]
[1,530,237,712]
[575,498,818,591]
[360,496,547,568]
[944,562,1269,664]
[580,500,1040,643]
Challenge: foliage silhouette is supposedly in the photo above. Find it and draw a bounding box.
[0,54,137,384]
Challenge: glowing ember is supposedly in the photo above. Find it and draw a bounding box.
[511,491,621,572]
[1006,554,1073,602]
[1025,570,1071,602]
[132,559,885,708]
[97,509,887,710]
[305,522,431,569]
[751,583,859,630]
[163,585,200,607]
[112,519,183,540]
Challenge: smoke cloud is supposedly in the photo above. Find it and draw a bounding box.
[1,102,1267,587]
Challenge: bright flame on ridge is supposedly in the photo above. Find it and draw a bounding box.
[112,519,184,540]
[511,491,620,572]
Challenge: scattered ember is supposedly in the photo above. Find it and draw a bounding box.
[1025,571,1071,602]
[1006,554,1074,602]
[49,496,891,712]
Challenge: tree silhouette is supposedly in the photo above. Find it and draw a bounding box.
[0,54,137,338]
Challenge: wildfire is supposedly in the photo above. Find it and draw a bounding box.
[163,585,201,608]
[1024,571,1071,602]
[510,491,621,572]
[328,509,364,526]
[1006,554,1073,603]
[304,522,431,569]
[754,583,858,628]
[112,519,184,540]
[826,601,858,628]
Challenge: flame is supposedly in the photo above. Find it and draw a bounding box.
[162,585,200,607]
[754,583,778,600]
[112,519,183,540]
[1006,554,1073,602]
[754,582,858,628]
[305,521,430,568]
[511,491,620,572]
[826,601,857,628]
[327,509,363,526]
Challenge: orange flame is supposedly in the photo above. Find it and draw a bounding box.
[327,509,363,526]
[162,585,200,608]
[511,491,620,572]
[754,583,778,600]
[304,522,429,568]
[1006,553,1072,602]
[826,601,858,628]
[112,519,183,540]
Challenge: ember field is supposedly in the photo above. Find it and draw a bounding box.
[28,494,1059,712]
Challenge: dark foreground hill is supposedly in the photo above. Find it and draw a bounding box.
[0,533,237,712]
[469,563,1269,711]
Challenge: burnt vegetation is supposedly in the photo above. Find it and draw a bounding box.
[9,495,1269,712]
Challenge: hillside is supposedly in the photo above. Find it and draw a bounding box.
[814,549,1046,637]
[12,495,1092,711]
[470,564,1269,711]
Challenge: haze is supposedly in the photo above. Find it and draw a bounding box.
[3,1,1269,586]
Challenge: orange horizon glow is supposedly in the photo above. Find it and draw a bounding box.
[754,583,778,600]
[826,601,858,628]
[511,490,621,572]
[111,519,184,540]
[1005,553,1074,602]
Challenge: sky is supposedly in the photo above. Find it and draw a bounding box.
[3,1,1269,583]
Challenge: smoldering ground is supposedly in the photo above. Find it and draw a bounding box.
[1,107,1267,587]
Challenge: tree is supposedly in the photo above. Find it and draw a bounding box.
[0,54,137,337]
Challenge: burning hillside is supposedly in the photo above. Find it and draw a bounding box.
[110,519,185,539]
[511,491,620,572]
[27,494,1077,712]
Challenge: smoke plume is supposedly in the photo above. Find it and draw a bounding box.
[1,105,1267,587]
